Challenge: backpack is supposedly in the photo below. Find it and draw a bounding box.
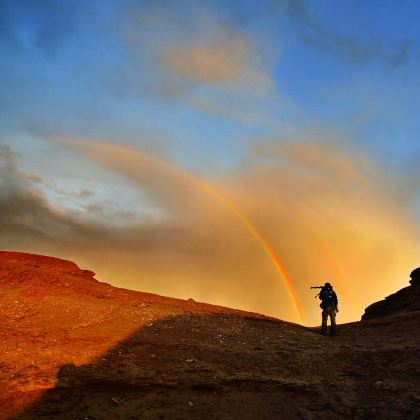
[320,288,335,309]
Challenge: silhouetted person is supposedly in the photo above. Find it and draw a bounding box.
[319,282,338,336]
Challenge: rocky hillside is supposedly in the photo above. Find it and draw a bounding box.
[362,267,420,320]
[1,252,419,419]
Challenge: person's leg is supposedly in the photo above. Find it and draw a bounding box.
[330,308,336,336]
[321,309,328,334]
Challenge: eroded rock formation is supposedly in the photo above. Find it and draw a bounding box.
[362,268,420,320]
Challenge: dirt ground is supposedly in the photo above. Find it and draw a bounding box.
[1,252,419,419]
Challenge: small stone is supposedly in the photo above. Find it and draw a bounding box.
[188,401,194,407]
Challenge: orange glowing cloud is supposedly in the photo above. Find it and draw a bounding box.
[161,31,248,84]
[158,27,271,95]
[226,139,419,323]
[2,138,418,326]
[52,137,304,323]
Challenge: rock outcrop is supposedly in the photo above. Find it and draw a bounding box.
[362,267,420,320]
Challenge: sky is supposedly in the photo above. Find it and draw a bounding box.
[1,0,419,325]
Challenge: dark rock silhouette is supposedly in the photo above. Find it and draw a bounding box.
[362,267,420,320]
[1,252,420,419]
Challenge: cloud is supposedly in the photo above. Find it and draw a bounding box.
[158,28,271,94]
[286,0,416,67]
[0,142,291,321]
[233,138,419,319]
[160,30,249,84]
[19,137,415,326]
[3,113,420,326]
[0,145,102,246]
[118,4,274,124]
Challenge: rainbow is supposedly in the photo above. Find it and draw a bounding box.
[53,137,304,322]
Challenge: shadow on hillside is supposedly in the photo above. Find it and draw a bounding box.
[12,310,420,419]
[13,313,314,420]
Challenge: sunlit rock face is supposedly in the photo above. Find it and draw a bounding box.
[362,268,420,320]
[2,252,420,419]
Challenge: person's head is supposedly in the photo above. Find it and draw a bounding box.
[324,282,332,290]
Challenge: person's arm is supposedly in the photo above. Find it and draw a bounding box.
[334,291,339,312]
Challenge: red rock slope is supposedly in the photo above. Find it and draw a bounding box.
[1,252,419,419]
